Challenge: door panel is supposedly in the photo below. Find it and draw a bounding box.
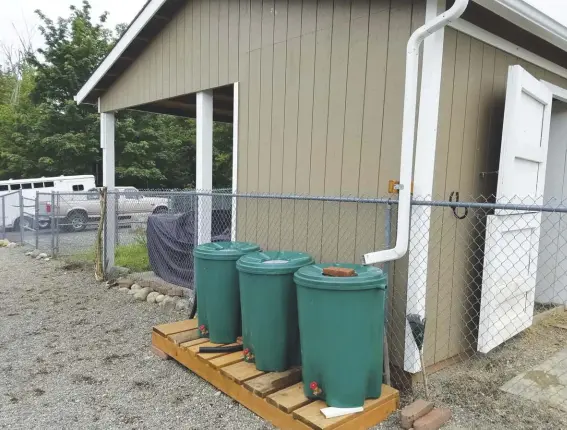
[478,65,552,353]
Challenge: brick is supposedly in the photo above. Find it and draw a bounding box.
[322,267,356,277]
[400,399,434,429]
[151,345,169,360]
[413,408,452,430]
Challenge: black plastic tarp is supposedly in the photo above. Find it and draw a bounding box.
[146,211,231,289]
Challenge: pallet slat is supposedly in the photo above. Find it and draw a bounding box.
[169,329,200,345]
[154,319,198,336]
[179,338,208,348]
[244,367,302,397]
[209,351,244,369]
[221,360,265,382]
[266,382,311,413]
[292,385,399,430]
[189,341,241,360]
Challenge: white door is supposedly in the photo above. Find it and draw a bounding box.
[478,65,553,354]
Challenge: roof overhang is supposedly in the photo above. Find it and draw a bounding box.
[75,0,567,107]
[475,0,567,51]
[75,0,171,105]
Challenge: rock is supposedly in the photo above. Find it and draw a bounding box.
[118,287,130,292]
[106,265,131,280]
[37,253,48,259]
[175,299,191,311]
[146,291,160,304]
[117,278,134,288]
[30,249,40,258]
[160,296,178,311]
[35,255,42,260]
[44,258,51,262]
[130,283,142,291]
[25,251,33,256]
[155,294,166,303]
[105,280,118,289]
[151,284,185,297]
[134,287,152,301]
[7,242,17,248]
[127,289,138,295]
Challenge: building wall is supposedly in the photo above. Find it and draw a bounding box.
[425,27,567,366]
[100,0,426,368]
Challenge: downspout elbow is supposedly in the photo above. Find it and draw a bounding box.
[363,0,469,266]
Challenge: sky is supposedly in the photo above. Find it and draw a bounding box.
[0,0,146,60]
[0,0,566,62]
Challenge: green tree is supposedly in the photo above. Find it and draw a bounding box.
[0,0,233,190]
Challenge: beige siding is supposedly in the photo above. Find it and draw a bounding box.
[100,0,424,371]
[427,28,567,366]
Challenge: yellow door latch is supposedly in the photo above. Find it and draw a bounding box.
[388,180,414,194]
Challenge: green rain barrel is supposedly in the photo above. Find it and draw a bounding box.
[236,251,314,372]
[194,241,260,344]
[294,263,387,408]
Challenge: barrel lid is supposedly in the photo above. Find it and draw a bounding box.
[294,263,386,290]
[236,251,314,275]
[194,241,260,260]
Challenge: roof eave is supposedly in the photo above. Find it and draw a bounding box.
[76,0,567,106]
[74,0,168,105]
[475,0,567,52]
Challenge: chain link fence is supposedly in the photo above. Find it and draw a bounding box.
[7,188,567,415]
[0,191,22,241]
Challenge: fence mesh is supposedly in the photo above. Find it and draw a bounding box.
[7,188,567,418]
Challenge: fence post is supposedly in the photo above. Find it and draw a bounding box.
[115,192,119,247]
[1,194,5,240]
[103,188,116,271]
[50,192,55,257]
[35,191,39,250]
[383,201,393,387]
[19,190,24,244]
[55,193,60,254]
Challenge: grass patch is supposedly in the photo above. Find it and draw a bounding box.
[62,228,150,273]
[115,242,150,272]
[63,243,149,273]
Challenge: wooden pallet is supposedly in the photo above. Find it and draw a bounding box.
[152,319,399,430]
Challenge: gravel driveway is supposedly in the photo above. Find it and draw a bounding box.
[4,246,566,430]
[0,249,271,430]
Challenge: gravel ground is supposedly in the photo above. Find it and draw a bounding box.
[0,248,271,430]
[377,315,567,430]
[2,246,567,430]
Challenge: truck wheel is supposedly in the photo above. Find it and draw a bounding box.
[153,206,168,215]
[66,211,88,232]
[38,220,51,229]
[14,216,33,231]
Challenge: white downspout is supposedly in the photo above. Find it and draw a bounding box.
[363,0,469,265]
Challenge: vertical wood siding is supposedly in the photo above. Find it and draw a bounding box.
[99,0,425,368]
[427,27,567,366]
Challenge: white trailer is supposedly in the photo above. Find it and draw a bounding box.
[0,175,96,229]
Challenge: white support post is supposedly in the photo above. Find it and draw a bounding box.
[101,111,116,269]
[197,90,213,245]
[404,0,446,373]
[231,83,239,241]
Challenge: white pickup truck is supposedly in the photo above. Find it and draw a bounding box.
[41,186,169,232]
